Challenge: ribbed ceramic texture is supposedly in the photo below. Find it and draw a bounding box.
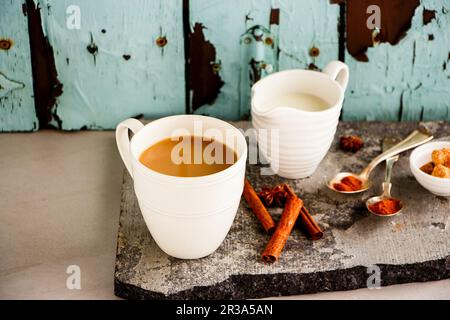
[252,112,339,179]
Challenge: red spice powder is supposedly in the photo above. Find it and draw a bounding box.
[333,175,363,192]
[368,198,402,215]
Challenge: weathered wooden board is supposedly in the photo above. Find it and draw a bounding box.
[278,0,340,71]
[189,0,340,120]
[115,121,450,300]
[40,0,186,130]
[1,0,450,131]
[189,0,277,120]
[343,0,450,121]
[0,0,38,132]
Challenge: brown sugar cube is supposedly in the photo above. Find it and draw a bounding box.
[431,149,444,165]
[431,149,448,165]
[431,164,450,179]
[444,148,450,168]
[420,161,435,175]
[431,148,450,167]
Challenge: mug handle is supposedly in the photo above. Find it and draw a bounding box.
[116,118,144,178]
[323,61,349,92]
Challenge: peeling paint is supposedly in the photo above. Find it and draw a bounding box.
[423,8,437,25]
[269,8,280,25]
[183,0,190,114]
[242,25,277,85]
[331,0,346,62]
[86,32,98,65]
[38,0,186,130]
[3,0,449,131]
[189,23,224,112]
[308,63,320,71]
[21,3,27,16]
[0,72,25,98]
[248,58,261,84]
[25,0,63,128]
[346,0,420,61]
[344,0,450,121]
[0,0,37,131]
[189,0,338,120]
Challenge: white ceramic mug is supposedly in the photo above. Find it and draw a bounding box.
[251,61,349,179]
[116,115,248,259]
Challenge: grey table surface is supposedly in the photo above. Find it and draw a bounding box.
[1,122,450,299]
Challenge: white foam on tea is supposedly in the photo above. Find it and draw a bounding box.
[261,92,330,112]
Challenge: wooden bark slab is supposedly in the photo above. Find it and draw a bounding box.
[114,121,450,300]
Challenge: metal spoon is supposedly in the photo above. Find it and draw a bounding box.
[366,155,404,216]
[328,128,433,194]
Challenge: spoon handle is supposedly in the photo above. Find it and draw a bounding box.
[384,156,399,184]
[360,129,433,179]
[381,156,398,198]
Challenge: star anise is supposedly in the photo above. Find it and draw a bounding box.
[340,135,364,152]
[257,185,288,207]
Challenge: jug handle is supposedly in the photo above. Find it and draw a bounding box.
[323,61,349,92]
[116,118,144,178]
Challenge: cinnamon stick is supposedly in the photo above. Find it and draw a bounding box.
[262,195,303,263]
[298,206,324,240]
[243,179,276,234]
[284,185,323,240]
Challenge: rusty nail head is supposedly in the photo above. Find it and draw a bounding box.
[309,47,320,57]
[263,63,273,73]
[211,62,221,73]
[0,39,13,50]
[156,36,168,48]
[372,28,381,46]
[265,37,273,46]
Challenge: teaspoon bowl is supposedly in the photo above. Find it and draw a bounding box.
[327,172,371,194]
[366,195,404,217]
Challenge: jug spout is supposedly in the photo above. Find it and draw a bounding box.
[250,82,283,118]
[250,98,281,119]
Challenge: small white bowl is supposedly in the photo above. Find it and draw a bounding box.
[410,141,450,197]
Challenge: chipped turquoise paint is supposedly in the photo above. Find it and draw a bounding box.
[277,0,340,70]
[238,24,279,120]
[0,0,37,132]
[190,0,340,120]
[190,0,278,120]
[1,0,449,131]
[40,0,186,130]
[343,0,450,121]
